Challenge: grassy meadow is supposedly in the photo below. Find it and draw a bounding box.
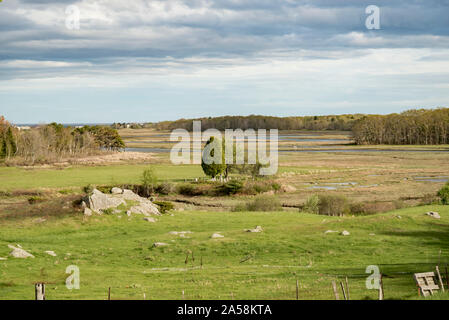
[1,206,448,300]
[0,129,448,300]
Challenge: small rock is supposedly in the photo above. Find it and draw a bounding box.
[84,208,93,216]
[111,187,123,194]
[45,251,57,257]
[143,217,157,223]
[341,230,350,236]
[369,233,376,236]
[0,257,7,261]
[396,215,402,219]
[426,211,441,219]
[324,230,338,234]
[211,233,224,239]
[126,210,132,217]
[153,242,168,248]
[169,231,192,236]
[8,245,34,259]
[245,226,263,233]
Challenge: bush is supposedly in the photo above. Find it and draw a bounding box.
[83,184,95,194]
[317,194,349,216]
[156,182,175,195]
[176,183,208,196]
[28,196,46,205]
[142,167,158,195]
[153,201,174,214]
[220,180,244,195]
[420,193,440,205]
[234,195,283,212]
[303,195,320,214]
[438,183,449,205]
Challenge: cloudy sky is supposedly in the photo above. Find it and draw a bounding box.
[1,0,448,123]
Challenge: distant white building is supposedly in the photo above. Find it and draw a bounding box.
[16,126,31,131]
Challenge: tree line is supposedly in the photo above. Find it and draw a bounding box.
[352,108,449,145]
[0,117,125,164]
[148,114,364,131]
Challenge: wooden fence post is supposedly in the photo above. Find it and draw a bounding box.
[446,265,449,290]
[108,287,111,300]
[340,282,347,300]
[436,266,445,292]
[296,280,299,300]
[332,281,340,300]
[35,283,45,300]
[378,274,384,300]
[345,277,350,300]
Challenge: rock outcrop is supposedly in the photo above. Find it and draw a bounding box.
[8,245,34,259]
[84,189,160,216]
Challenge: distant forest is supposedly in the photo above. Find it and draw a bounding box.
[144,114,365,131]
[137,108,449,145]
[353,108,449,145]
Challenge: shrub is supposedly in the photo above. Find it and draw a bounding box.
[142,167,158,195]
[317,194,349,216]
[420,193,440,206]
[97,185,113,194]
[83,184,95,194]
[438,183,449,205]
[156,182,175,195]
[220,180,244,195]
[303,195,320,214]
[153,201,174,214]
[235,195,283,212]
[28,196,46,205]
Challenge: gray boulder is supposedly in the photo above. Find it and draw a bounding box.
[45,250,57,257]
[84,208,93,216]
[129,201,161,216]
[87,189,126,212]
[211,233,224,238]
[85,189,160,216]
[111,187,123,194]
[426,211,441,219]
[8,245,34,259]
[153,242,168,247]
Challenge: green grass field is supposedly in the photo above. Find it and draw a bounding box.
[0,205,448,300]
[0,165,204,191]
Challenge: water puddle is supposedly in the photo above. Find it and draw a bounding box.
[414,176,449,183]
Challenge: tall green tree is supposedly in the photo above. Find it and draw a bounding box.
[201,137,226,179]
